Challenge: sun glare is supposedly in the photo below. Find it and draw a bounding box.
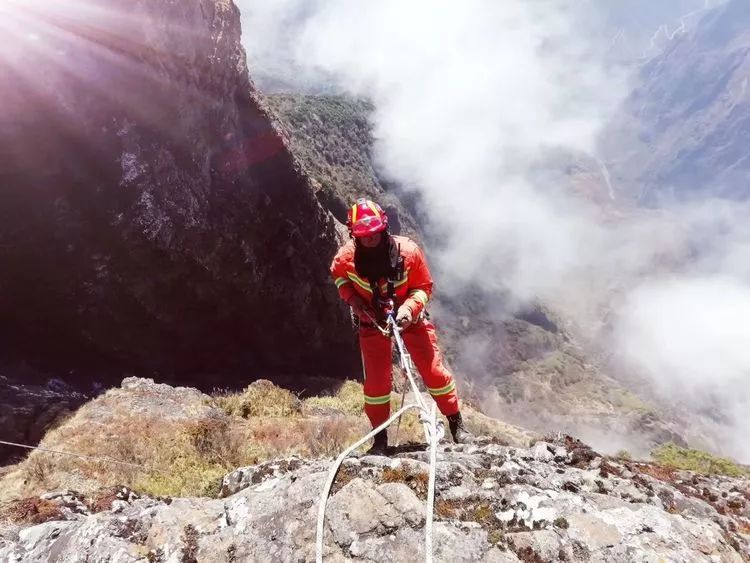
[0,0,156,94]
[0,0,91,52]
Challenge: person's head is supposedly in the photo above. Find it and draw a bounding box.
[347,198,389,244]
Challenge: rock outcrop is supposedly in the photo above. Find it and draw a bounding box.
[0,374,89,464]
[0,377,536,503]
[1,437,748,562]
[0,0,356,378]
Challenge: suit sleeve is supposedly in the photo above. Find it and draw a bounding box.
[330,252,357,304]
[402,245,433,317]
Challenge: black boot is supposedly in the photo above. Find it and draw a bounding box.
[368,429,389,455]
[447,412,473,444]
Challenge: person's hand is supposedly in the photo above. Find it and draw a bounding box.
[348,295,375,322]
[396,305,413,328]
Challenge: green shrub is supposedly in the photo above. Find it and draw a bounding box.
[136,455,226,498]
[302,380,364,416]
[651,443,747,477]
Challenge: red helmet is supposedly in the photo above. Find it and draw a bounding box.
[347,198,389,238]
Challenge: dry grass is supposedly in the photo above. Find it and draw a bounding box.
[435,499,460,519]
[302,417,363,458]
[9,413,368,500]
[433,498,496,528]
[213,380,301,418]
[128,414,368,498]
[5,497,64,524]
[0,379,515,502]
[24,455,55,488]
[632,462,678,483]
[381,467,429,499]
[4,380,372,500]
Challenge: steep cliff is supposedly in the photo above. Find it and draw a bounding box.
[0,0,355,379]
[604,0,750,203]
[265,94,422,238]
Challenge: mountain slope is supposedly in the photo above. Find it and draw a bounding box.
[266,93,422,237]
[604,0,750,203]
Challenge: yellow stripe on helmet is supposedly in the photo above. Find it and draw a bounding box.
[351,203,359,224]
[366,200,381,218]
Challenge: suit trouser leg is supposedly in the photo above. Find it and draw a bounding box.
[402,319,460,417]
[360,326,393,428]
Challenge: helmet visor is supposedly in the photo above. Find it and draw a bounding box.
[351,216,387,237]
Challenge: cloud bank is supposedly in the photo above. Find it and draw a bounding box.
[238,0,750,461]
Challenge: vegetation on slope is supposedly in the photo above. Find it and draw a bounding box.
[651,443,749,478]
[266,94,420,236]
[0,379,532,502]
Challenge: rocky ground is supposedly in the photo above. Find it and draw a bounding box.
[1,433,748,562]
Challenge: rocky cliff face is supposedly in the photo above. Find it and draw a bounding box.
[603,0,750,203]
[0,0,356,379]
[0,374,89,465]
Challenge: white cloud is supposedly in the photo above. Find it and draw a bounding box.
[614,275,750,461]
[288,0,625,296]
[238,0,750,461]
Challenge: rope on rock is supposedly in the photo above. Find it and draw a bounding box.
[0,439,144,469]
[316,316,444,563]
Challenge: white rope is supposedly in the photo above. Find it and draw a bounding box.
[315,402,423,563]
[0,439,144,469]
[316,318,443,563]
[393,381,408,447]
[426,403,438,559]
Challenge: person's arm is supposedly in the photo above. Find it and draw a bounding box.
[398,245,433,322]
[331,254,357,304]
[331,252,374,319]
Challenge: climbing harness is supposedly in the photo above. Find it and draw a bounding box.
[316,313,444,563]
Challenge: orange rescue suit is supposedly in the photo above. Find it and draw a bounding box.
[330,235,460,428]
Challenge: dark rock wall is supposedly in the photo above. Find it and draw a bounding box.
[0,0,357,379]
